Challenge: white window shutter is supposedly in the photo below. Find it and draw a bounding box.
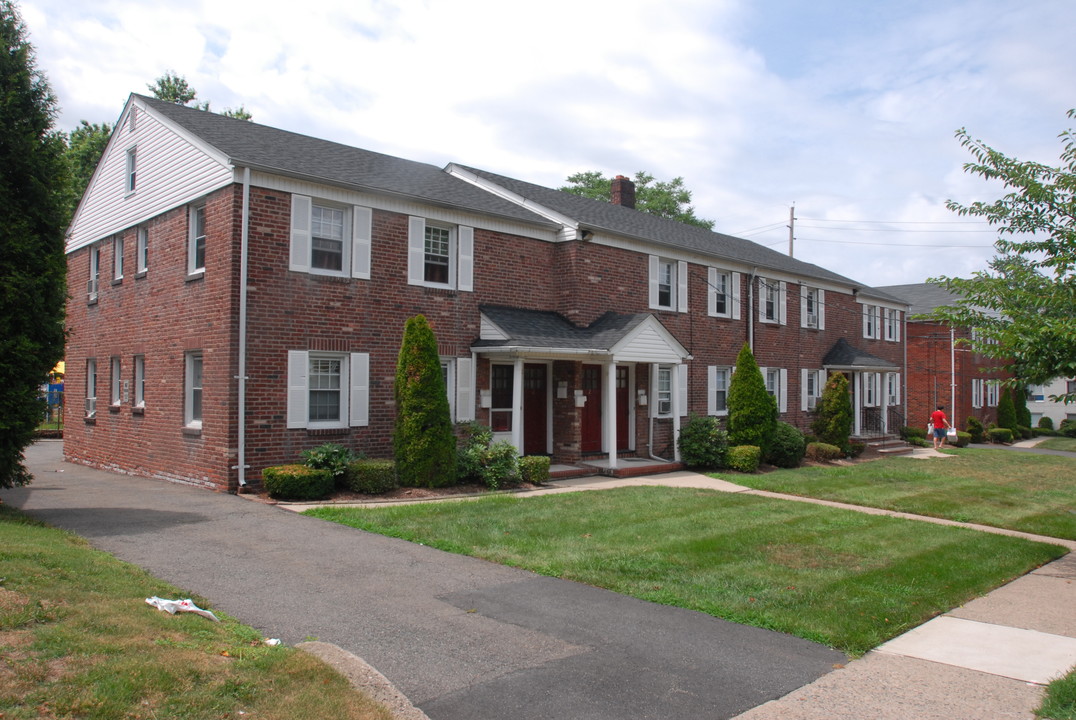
[456,357,474,421]
[893,372,901,405]
[677,261,688,312]
[286,350,308,429]
[458,226,474,292]
[648,255,660,308]
[758,277,766,322]
[862,305,870,337]
[779,369,788,414]
[349,352,369,427]
[731,272,741,320]
[894,310,901,341]
[289,195,312,273]
[818,289,826,330]
[351,206,372,279]
[677,364,688,416]
[707,267,717,317]
[408,216,425,285]
[779,282,787,325]
[801,368,809,412]
[707,366,717,415]
[799,285,808,328]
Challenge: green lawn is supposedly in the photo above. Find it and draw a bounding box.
[0,505,390,720]
[723,448,1076,540]
[1036,436,1076,453]
[306,487,1064,656]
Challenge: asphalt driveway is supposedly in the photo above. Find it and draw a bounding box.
[5,441,844,720]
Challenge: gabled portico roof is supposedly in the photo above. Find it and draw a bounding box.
[822,337,899,371]
[473,305,690,363]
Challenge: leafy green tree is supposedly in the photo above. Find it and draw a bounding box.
[996,388,1017,434]
[148,71,252,120]
[560,170,715,229]
[0,0,68,488]
[726,343,776,454]
[62,119,111,219]
[928,111,1076,402]
[393,315,457,488]
[812,373,853,454]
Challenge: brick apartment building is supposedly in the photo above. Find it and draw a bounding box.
[878,283,1009,430]
[64,94,909,491]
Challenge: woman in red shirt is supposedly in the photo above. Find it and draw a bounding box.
[930,405,952,449]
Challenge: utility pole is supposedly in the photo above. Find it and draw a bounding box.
[788,204,796,257]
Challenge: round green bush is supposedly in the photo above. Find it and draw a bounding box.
[727,445,761,473]
[988,427,1014,444]
[519,456,551,485]
[346,459,397,494]
[678,415,729,469]
[806,442,843,461]
[300,442,356,488]
[1038,416,1055,431]
[952,431,972,448]
[966,417,985,444]
[766,421,805,469]
[263,464,333,500]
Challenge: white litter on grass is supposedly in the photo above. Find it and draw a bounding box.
[264,638,282,646]
[145,596,220,622]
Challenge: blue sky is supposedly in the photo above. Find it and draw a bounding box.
[20,0,1076,288]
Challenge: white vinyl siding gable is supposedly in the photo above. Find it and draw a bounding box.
[67,102,233,254]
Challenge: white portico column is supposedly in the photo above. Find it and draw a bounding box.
[605,362,617,470]
[511,358,524,453]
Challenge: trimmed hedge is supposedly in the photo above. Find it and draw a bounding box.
[678,414,729,469]
[727,445,761,473]
[806,442,843,461]
[346,459,397,494]
[766,421,805,469]
[263,464,333,500]
[951,431,972,448]
[519,455,551,485]
[988,427,1014,444]
[901,425,927,441]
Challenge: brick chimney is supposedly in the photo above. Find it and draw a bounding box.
[610,174,636,209]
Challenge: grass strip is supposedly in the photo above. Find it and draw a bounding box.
[1039,668,1076,719]
[0,505,391,720]
[722,448,1076,540]
[306,486,1064,656]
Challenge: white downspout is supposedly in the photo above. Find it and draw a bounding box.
[235,167,251,488]
[950,328,956,416]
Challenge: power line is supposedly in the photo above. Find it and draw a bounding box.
[798,217,986,225]
[797,236,992,249]
[797,224,994,234]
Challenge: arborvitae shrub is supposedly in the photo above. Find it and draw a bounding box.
[678,415,729,469]
[263,465,333,500]
[1013,386,1032,429]
[766,421,805,468]
[394,315,457,488]
[726,445,761,473]
[726,344,777,456]
[812,373,853,454]
[996,389,1018,434]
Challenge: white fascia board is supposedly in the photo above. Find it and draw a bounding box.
[446,164,582,235]
[471,346,614,359]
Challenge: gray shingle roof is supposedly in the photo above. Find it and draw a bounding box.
[474,305,650,351]
[136,95,558,228]
[454,164,907,301]
[822,338,898,369]
[874,283,962,316]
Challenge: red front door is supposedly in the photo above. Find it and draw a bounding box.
[523,364,548,455]
[616,366,630,450]
[581,365,602,453]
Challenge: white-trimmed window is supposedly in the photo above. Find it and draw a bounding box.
[985,381,1000,407]
[649,256,688,312]
[656,365,673,417]
[286,351,369,429]
[136,226,148,274]
[491,363,514,431]
[759,278,787,324]
[112,235,124,281]
[110,356,122,406]
[1028,384,1046,402]
[886,372,900,406]
[707,268,740,319]
[85,358,97,418]
[801,286,825,329]
[184,351,203,428]
[88,245,100,302]
[133,355,145,408]
[762,367,788,413]
[862,372,879,407]
[407,216,473,291]
[884,308,901,341]
[188,204,206,276]
[971,378,983,409]
[802,369,824,411]
[863,304,880,339]
[125,147,137,195]
[708,366,731,415]
[290,195,372,279]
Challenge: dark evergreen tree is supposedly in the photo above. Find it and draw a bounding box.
[393,315,457,488]
[1012,385,1032,429]
[0,0,68,487]
[726,343,777,454]
[996,387,1018,434]
[812,373,853,454]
